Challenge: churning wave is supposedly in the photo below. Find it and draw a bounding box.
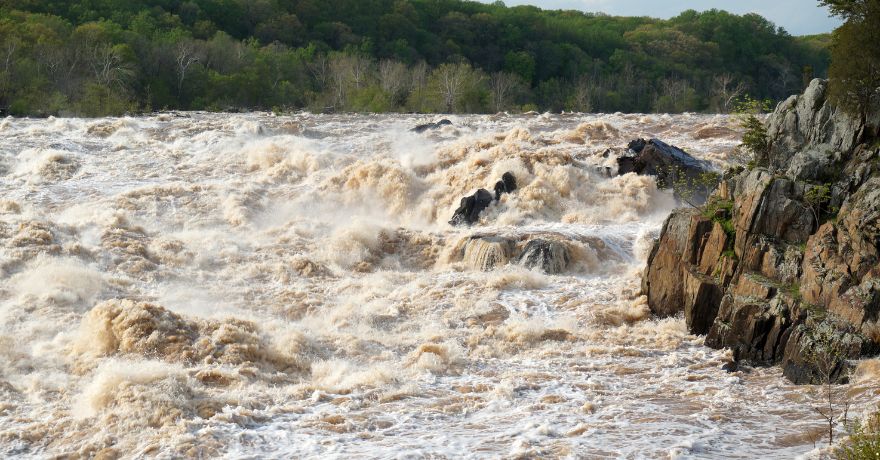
[1,112,874,459]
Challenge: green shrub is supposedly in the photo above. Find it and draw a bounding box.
[805,183,833,231]
[350,86,392,112]
[733,96,772,168]
[702,199,736,237]
[75,83,135,117]
[741,115,770,162]
[785,282,802,301]
[9,91,67,117]
[836,410,880,459]
[668,167,721,208]
[801,316,863,445]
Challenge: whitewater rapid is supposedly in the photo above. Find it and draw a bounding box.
[0,112,878,459]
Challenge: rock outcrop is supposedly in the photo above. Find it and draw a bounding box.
[449,172,517,226]
[617,138,718,205]
[518,239,570,274]
[642,79,880,383]
[449,188,494,226]
[494,172,517,201]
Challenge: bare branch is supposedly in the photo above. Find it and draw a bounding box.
[175,40,202,95]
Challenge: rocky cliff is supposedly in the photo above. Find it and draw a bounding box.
[642,79,880,383]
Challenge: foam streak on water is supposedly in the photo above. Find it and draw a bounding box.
[0,112,876,459]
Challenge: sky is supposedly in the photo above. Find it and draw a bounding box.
[478,0,842,35]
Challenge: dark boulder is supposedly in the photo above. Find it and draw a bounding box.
[626,138,647,154]
[503,172,517,191]
[412,119,452,133]
[721,348,741,373]
[493,172,518,200]
[617,138,718,205]
[450,172,518,226]
[618,138,711,178]
[518,239,570,274]
[493,182,506,200]
[449,188,494,226]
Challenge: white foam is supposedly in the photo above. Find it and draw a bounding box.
[0,112,857,459]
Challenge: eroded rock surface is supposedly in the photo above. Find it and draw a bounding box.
[642,79,880,383]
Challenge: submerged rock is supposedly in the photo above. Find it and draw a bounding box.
[412,119,452,133]
[518,239,569,274]
[693,125,738,140]
[617,138,717,205]
[449,188,493,226]
[463,236,514,271]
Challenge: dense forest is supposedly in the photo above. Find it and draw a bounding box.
[0,0,831,116]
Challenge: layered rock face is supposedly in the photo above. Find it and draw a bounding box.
[642,79,880,383]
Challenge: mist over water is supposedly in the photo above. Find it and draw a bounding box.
[1,112,877,459]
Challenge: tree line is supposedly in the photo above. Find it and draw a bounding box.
[0,0,831,116]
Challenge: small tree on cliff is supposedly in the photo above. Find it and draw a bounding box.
[664,166,720,208]
[821,0,880,124]
[732,96,772,168]
[801,316,861,445]
[805,183,832,231]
